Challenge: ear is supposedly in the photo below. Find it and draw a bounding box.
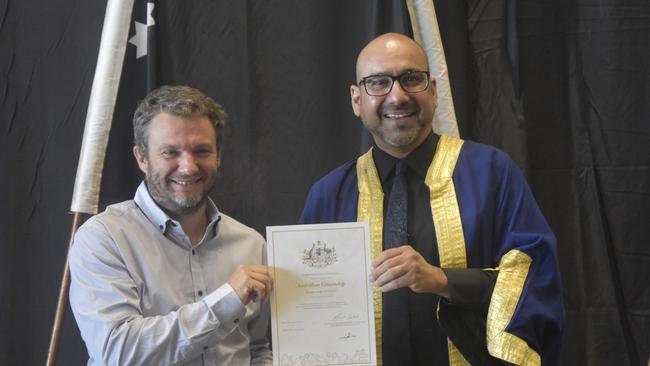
[133,146,148,175]
[350,84,361,117]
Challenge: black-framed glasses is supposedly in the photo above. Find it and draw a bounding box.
[358,70,430,96]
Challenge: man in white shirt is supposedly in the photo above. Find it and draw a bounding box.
[69,85,273,365]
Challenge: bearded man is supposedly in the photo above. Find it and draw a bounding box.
[69,85,273,365]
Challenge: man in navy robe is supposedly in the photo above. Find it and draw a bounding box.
[299,33,564,365]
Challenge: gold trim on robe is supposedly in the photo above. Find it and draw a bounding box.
[426,135,467,270]
[425,135,469,365]
[487,250,541,365]
[356,149,385,365]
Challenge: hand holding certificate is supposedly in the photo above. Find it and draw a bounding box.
[266,222,377,366]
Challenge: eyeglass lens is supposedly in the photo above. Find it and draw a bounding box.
[363,71,428,96]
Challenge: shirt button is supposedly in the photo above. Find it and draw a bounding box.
[158,225,163,230]
[203,346,208,351]
[191,249,195,255]
[234,318,239,323]
[198,290,203,296]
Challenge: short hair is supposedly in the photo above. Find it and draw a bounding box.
[133,85,227,156]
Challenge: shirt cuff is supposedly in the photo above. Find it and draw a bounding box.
[202,283,246,334]
[443,268,498,310]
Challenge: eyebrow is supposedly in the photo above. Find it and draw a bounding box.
[157,144,179,151]
[157,143,215,151]
[193,144,216,151]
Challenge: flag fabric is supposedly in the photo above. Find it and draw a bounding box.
[406,0,459,138]
[70,0,156,212]
[128,0,156,92]
[70,0,136,214]
[98,0,157,209]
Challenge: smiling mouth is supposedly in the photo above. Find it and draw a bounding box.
[383,111,416,119]
[171,177,201,186]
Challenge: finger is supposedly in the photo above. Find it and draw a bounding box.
[234,264,269,275]
[376,246,423,276]
[230,266,273,303]
[244,267,274,293]
[245,264,270,275]
[370,253,407,282]
[380,276,407,292]
[246,271,273,292]
[228,273,259,303]
[231,266,267,284]
[247,278,270,303]
[371,247,403,269]
[374,263,409,288]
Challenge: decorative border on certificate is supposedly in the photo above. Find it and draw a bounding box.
[267,222,377,366]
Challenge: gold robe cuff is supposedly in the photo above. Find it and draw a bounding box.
[487,249,541,365]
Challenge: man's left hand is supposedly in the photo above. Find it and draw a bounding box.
[369,245,449,297]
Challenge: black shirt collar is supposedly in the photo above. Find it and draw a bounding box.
[372,133,440,183]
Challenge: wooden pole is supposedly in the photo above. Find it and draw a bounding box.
[46,212,87,366]
[47,1,136,362]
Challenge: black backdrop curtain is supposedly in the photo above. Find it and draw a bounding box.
[1,0,648,364]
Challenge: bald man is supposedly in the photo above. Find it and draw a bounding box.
[299,33,563,365]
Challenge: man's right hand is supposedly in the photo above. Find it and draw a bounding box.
[227,265,273,305]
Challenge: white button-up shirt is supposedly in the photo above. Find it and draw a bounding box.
[69,182,272,365]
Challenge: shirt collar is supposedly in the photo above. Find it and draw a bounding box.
[133,181,221,235]
[372,132,439,183]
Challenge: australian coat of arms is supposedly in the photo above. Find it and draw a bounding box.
[302,240,338,269]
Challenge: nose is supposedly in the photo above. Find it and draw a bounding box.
[385,79,410,104]
[177,152,199,174]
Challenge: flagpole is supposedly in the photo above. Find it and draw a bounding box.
[406,0,459,138]
[46,0,135,364]
[46,213,87,366]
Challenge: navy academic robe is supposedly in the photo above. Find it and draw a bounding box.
[299,135,564,365]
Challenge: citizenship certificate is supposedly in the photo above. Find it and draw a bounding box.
[266,222,377,366]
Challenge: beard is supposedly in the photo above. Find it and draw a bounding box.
[146,168,213,219]
[368,120,426,148]
[366,104,429,148]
